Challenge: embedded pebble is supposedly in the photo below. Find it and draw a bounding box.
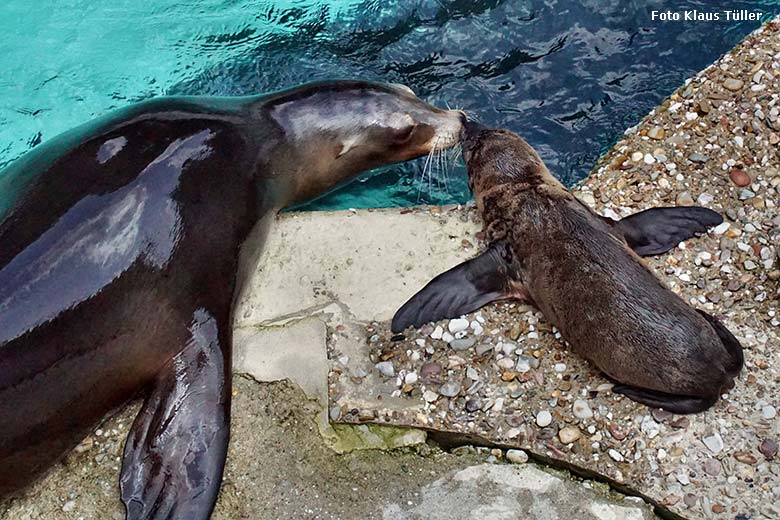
[430,326,443,340]
[703,458,721,476]
[730,168,751,187]
[439,381,461,397]
[448,318,469,334]
[536,410,552,427]
[558,426,581,444]
[375,361,395,377]
[465,398,482,412]
[62,501,76,513]
[723,78,744,91]
[759,439,778,460]
[608,449,624,462]
[506,449,528,464]
[404,372,418,385]
[449,337,476,351]
[648,127,665,139]
[422,390,439,403]
[572,399,593,419]
[703,433,724,454]
[762,405,777,420]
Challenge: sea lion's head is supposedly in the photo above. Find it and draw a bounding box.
[258,80,466,207]
[461,121,560,209]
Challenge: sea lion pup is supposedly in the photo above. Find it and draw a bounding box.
[393,123,743,414]
[0,80,464,519]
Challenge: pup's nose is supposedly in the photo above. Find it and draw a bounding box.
[465,120,488,137]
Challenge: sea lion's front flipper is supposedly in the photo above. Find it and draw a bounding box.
[612,384,718,414]
[120,310,230,520]
[392,241,524,333]
[610,206,723,256]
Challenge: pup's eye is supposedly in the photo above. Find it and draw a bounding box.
[393,124,417,143]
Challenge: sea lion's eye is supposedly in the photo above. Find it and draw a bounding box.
[393,123,417,144]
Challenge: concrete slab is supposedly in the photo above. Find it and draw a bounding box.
[383,464,654,520]
[233,207,480,327]
[0,378,656,520]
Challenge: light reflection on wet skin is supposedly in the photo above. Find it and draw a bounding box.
[0,130,214,344]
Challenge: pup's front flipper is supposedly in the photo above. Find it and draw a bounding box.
[120,310,231,520]
[612,384,718,414]
[608,206,722,256]
[392,241,526,333]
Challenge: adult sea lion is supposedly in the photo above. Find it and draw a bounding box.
[393,123,743,414]
[0,80,465,518]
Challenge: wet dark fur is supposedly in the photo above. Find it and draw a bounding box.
[466,129,743,410]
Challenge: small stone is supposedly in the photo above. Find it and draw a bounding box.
[515,356,532,373]
[739,189,755,200]
[683,493,698,507]
[630,151,644,162]
[759,439,778,460]
[608,423,627,440]
[448,318,469,334]
[572,399,593,419]
[506,449,528,464]
[62,501,76,513]
[558,426,581,444]
[703,433,724,454]
[475,343,493,356]
[375,361,395,378]
[420,362,442,381]
[536,410,552,427]
[762,405,777,419]
[404,372,418,385]
[608,449,624,462]
[329,405,341,421]
[734,451,758,464]
[441,332,454,343]
[688,153,709,163]
[648,127,665,139]
[423,390,439,403]
[652,408,673,423]
[723,78,744,91]
[450,337,476,351]
[713,222,730,234]
[703,458,721,476]
[465,398,482,412]
[439,381,461,397]
[697,192,714,206]
[676,191,694,206]
[643,153,655,164]
[744,260,757,271]
[554,363,566,373]
[430,326,443,340]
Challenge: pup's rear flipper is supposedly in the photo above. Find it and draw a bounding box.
[392,241,525,333]
[612,206,723,256]
[612,384,718,414]
[121,310,231,520]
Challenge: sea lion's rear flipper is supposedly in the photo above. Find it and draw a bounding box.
[120,310,230,520]
[392,241,524,332]
[612,384,718,414]
[608,206,722,256]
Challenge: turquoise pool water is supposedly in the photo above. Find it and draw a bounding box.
[1,1,779,210]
